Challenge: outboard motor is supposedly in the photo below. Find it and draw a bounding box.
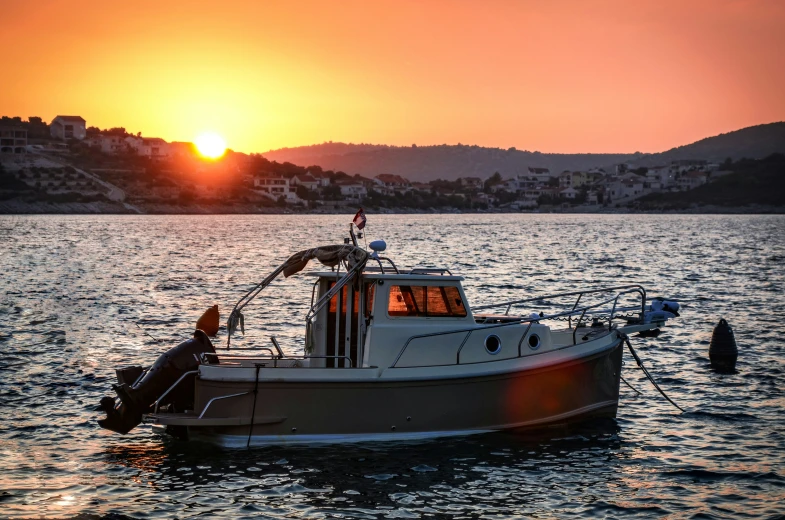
[98,329,215,434]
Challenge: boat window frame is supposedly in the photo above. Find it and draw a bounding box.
[384,282,469,320]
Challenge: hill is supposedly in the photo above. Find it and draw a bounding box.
[633,122,785,166]
[637,154,785,210]
[262,122,785,181]
[263,144,637,181]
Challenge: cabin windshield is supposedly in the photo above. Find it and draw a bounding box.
[388,285,467,317]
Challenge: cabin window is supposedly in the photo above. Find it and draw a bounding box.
[388,285,467,318]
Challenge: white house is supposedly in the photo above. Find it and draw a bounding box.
[0,124,27,154]
[86,134,128,154]
[142,138,169,158]
[124,136,169,157]
[338,182,368,202]
[50,115,86,140]
[677,171,708,191]
[374,174,411,195]
[559,187,578,200]
[291,174,320,191]
[254,175,300,202]
[606,174,645,199]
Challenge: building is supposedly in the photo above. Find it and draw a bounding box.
[459,177,483,190]
[50,115,86,140]
[141,138,169,158]
[559,171,602,189]
[124,136,169,157]
[677,171,708,191]
[559,187,578,200]
[86,134,128,154]
[338,182,368,202]
[374,174,411,195]
[254,174,300,202]
[291,174,320,191]
[605,174,644,199]
[0,124,27,154]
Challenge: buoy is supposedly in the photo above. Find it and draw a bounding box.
[196,305,220,336]
[709,318,737,373]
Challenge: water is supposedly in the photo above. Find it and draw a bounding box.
[1,214,783,519]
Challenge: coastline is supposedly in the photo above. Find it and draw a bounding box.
[1,198,782,215]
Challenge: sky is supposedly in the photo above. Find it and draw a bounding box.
[1,0,784,154]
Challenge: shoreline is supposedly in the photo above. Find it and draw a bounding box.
[0,198,783,216]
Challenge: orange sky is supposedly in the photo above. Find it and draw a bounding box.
[2,0,784,154]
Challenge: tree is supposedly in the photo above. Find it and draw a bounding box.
[483,172,503,192]
[295,184,316,200]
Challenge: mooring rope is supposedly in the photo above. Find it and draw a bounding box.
[620,374,642,395]
[621,333,685,413]
[135,322,163,343]
[247,364,262,448]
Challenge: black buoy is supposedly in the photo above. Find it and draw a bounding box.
[709,318,738,373]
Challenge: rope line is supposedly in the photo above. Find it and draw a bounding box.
[247,364,262,449]
[620,374,642,395]
[622,334,685,413]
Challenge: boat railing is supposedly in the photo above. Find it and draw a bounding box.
[472,284,647,322]
[199,351,354,368]
[152,370,198,414]
[391,285,647,368]
[409,267,454,276]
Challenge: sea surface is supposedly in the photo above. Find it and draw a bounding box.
[0,214,783,519]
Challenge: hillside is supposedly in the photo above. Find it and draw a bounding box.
[263,144,637,181]
[262,122,785,181]
[634,122,785,166]
[637,154,785,210]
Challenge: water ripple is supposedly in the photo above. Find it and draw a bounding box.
[0,214,783,518]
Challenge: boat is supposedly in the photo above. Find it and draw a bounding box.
[97,220,680,447]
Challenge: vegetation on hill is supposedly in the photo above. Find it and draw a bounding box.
[637,154,785,209]
[262,123,785,182]
[637,122,785,166]
[263,143,635,182]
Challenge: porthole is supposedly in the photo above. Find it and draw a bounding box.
[485,335,502,355]
[528,334,541,350]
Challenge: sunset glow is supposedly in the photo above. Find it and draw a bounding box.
[195,133,227,159]
[1,1,784,154]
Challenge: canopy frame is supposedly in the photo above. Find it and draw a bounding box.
[224,244,368,349]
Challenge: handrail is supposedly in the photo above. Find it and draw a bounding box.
[517,322,535,356]
[153,370,198,413]
[377,256,400,274]
[410,267,454,276]
[200,353,354,367]
[473,284,646,313]
[269,336,285,359]
[454,332,474,364]
[213,347,275,354]
[568,293,583,328]
[391,289,644,368]
[198,392,249,418]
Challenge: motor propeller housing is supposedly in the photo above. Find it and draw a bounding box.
[98,329,216,434]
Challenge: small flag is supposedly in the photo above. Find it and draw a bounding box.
[352,208,367,230]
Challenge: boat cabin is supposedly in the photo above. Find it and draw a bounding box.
[307,269,474,369]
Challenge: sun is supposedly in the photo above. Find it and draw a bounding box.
[195,132,227,159]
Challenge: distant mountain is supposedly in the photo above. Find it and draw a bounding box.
[262,122,785,181]
[262,144,636,181]
[632,122,785,167]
